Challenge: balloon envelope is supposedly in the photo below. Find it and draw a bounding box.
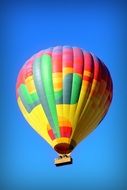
[16,46,113,154]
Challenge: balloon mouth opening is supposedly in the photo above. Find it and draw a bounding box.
[54,143,74,154]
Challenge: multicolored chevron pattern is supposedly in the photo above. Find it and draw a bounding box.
[16,46,113,154]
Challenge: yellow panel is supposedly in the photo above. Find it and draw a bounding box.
[52,73,62,78]
[57,104,72,127]
[69,104,77,129]
[63,105,71,124]
[73,80,92,130]
[53,77,62,83]
[17,97,53,147]
[78,81,106,125]
[63,67,73,73]
[73,89,110,144]
[56,105,63,117]
[71,79,102,142]
[79,79,100,121]
[63,105,69,118]
[56,104,76,129]
[56,105,63,131]
[25,76,36,93]
[75,105,102,141]
[74,100,110,144]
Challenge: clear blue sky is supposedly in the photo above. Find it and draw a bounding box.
[0,1,126,190]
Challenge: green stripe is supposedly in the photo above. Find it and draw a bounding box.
[31,92,39,102]
[19,84,33,104]
[63,74,73,104]
[33,57,58,137]
[55,90,63,104]
[55,90,63,101]
[71,74,82,104]
[18,84,40,112]
[40,55,60,137]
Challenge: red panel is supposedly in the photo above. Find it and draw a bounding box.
[73,48,84,75]
[25,69,33,78]
[16,67,26,89]
[52,55,62,72]
[25,58,34,78]
[16,67,26,98]
[63,60,73,67]
[73,63,83,74]
[83,52,94,72]
[48,129,55,140]
[93,56,101,81]
[60,127,72,138]
[63,48,73,67]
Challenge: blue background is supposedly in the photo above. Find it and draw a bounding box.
[0,1,127,190]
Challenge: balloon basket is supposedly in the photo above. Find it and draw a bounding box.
[54,154,73,166]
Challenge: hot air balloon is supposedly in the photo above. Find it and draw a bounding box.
[16,46,113,166]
